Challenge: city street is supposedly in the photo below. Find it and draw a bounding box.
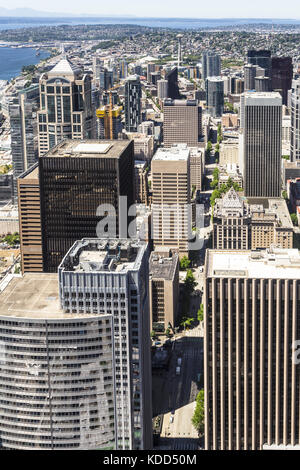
[153,333,203,450]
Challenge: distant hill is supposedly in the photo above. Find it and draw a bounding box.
[0,7,135,18]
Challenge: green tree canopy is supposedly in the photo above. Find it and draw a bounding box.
[291,213,298,226]
[192,389,205,435]
[197,304,204,323]
[184,269,197,294]
[180,256,191,271]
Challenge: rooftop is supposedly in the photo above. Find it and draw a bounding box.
[59,238,147,274]
[0,274,95,319]
[152,145,190,162]
[48,57,82,78]
[250,198,293,229]
[42,139,132,159]
[149,250,179,281]
[206,248,300,279]
[243,91,282,106]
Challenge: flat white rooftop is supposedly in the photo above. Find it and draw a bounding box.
[243,91,282,106]
[206,249,300,279]
[73,143,112,154]
[153,146,190,162]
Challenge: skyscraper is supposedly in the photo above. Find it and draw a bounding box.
[247,50,272,77]
[9,85,39,203]
[163,99,202,147]
[124,75,142,132]
[152,145,191,257]
[204,247,300,450]
[37,57,94,156]
[202,52,221,80]
[271,57,293,105]
[59,238,153,450]
[0,272,117,450]
[38,139,135,272]
[290,79,300,162]
[242,92,282,198]
[163,67,180,99]
[244,64,257,91]
[255,76,271,92]
[157,79,169,100]
[206,77,224,117]
[100,68,114,91]
[17,163,43,274]
[0,238,153,450]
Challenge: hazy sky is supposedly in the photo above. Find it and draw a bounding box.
[1,0,300,18]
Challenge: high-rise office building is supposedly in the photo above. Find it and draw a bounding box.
[147,63,156,83]
[206,77,224,117]
[38,139,134,272]
[0,238,153,450]
[119,60,128,79]
[157,79,169,100]
[255,76,271,92]
[202,52,221,80]
[0,174,13,203]
[92,56,103,83]
[247,50,272,77]
[134,160,149,205]
[242,92,282,198]
[9,85,39,203]
[204,247,300,450]
[37,57,94,156]
[149,249,179,332]
[163,99,202,148]
[152,145,191,256]
[163,67,180,99]
[59,238,153,450]
[244,64,257,91]
[17,163,43,274]
[290,79,300,162]
[100,68,114,91]
[150,72,161,86]
[271,57,293,105]
[0,272,116,450]
[124,75,142,132]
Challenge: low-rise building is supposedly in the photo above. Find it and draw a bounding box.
[213,188,293,250]
[219,140,239,165]
[134,160,149,205]
[149,249,179,332]
[125,132,154,161]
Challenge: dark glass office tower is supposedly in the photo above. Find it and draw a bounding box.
[271,57,293,105]
[202,52,221,80]
[206,77,224,117]
[164,67,180,99]
[39,139,134,272]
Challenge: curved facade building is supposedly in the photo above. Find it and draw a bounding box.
[0,275,115,450]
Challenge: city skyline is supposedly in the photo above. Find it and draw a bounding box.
[1,2,300,19]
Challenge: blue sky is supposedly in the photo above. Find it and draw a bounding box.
[1,0,300,18]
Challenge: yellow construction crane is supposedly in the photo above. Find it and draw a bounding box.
[96,84,122,140]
